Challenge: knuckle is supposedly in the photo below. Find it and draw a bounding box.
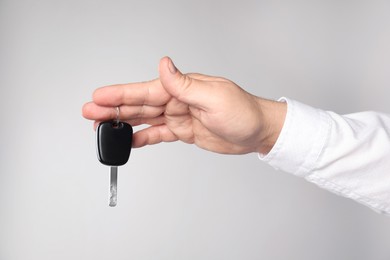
[176,74,194,100]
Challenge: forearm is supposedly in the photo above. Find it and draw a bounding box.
[260,98,390,215]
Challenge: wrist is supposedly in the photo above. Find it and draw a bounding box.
[255,97,287,154]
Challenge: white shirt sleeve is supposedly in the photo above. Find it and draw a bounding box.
[260,97,390,215]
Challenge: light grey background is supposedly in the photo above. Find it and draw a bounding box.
[1,0,389,259]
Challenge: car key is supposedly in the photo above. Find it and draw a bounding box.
[96,119,133,207]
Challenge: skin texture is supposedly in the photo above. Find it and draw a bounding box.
[82,57,287,155]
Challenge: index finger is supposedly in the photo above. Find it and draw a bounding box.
[92,78,171,107]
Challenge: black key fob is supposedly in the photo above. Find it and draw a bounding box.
[96,121,133,166]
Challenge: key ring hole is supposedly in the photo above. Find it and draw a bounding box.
[112,121,123,129]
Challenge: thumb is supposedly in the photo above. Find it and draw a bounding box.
[158,56,210,108]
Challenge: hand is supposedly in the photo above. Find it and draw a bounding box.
[82,57,286,154]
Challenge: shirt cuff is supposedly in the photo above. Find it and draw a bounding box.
[259,97,332,177]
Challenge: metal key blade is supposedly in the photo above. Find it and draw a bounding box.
[109,166,118,207]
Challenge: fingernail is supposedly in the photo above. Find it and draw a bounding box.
[167,58,177,74]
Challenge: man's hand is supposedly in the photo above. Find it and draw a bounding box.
[82,57,286,154]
